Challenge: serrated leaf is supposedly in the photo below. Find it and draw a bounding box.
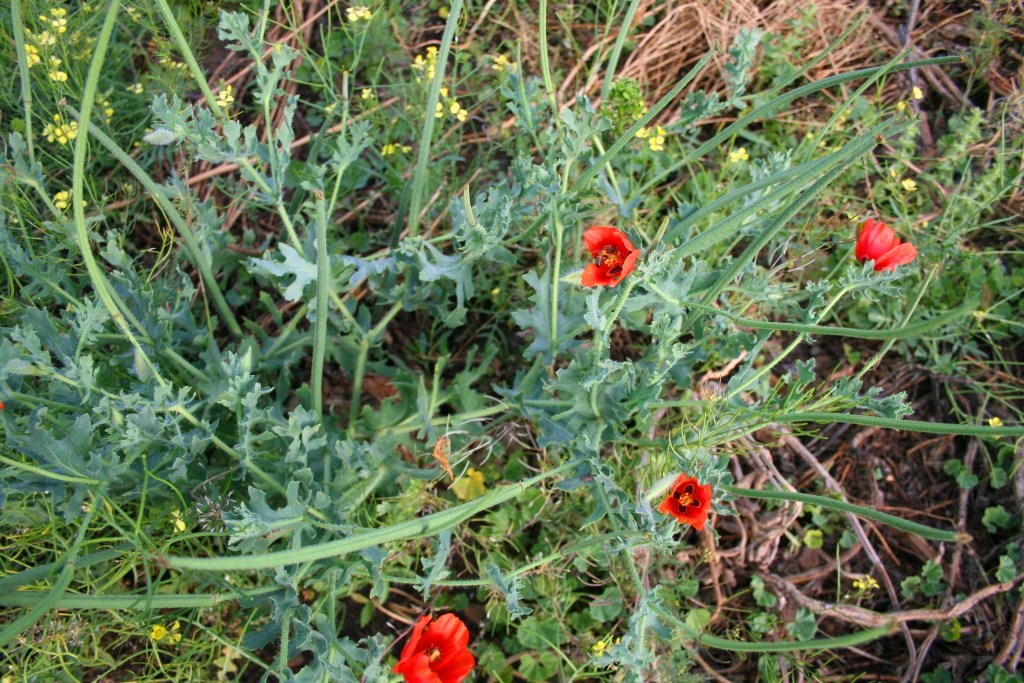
[249,244,317,301]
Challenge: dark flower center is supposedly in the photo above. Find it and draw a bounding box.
[595,245,625,273]
[672,483,701,508]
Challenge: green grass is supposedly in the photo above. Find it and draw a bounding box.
[1,1,1022,681]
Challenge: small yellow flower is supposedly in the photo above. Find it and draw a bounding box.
[449,101,468,122]
[438,5,449,19]
[127,82,144,94]
[989,416,1004,428]
[729,147,750,163]
[911,86,923,100]
[852,575,879,592]
[901,178,917,193]
[25,44,42,68]
[381,143,411,156]
[360,87,374,101]
[491,54,515,73]
[215,84,235,110]
[47,55,67,83]
[635,126,650,139]
[171,509,187,533]
[411,46,439,82]
[346,5,373,21]
[43,115,78,145]
[592,640,608,657]
[53,191,71,210]
[30,29,57,47]
[41,9,68,34]
[646,125,666,152]
[435,101,445,118]
[896,100,906,113]
[150,620,182,644]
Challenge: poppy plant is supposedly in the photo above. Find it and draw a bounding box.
[658,474,712,531]
[581,226,640,287]
[393,613,475,683]
[855,218,917,271]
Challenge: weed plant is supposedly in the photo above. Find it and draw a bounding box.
[1,1,1023,681]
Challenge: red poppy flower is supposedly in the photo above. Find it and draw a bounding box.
[393,613,475,683]
[581,226,640,287]
[658,474,713,531]
[855,218,917,271]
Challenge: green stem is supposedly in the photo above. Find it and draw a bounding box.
[599,0,642,102]
[407,0,464,237]
[163,462,574,571]
[654,603,894,652]
[311,196,329,423]
[778,412,1024,438]
[724,287,852,401]
[10,0,35,163]
[153,0,222,118]
[725,485,964,543]
[538,0,560,126]
[67,109,243,337]
[650,289,977,340]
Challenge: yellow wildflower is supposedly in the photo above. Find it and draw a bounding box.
[411,46,439,82]
[30,29,57,47]
[901,178,917,193]
[646,125,666,152]
[911,86,923,100]
[491,54,515,73]
[896,100,906,113]
[592,640,609,657]
[989,416,1004,428]
[127,82,143,94]
[25,44,42,67]
[852,575,879,592]
[171,509,187,533]
[346,5,373,22]
[43,114,78,145]
[449,100,468,122]
[729,147,750,163]
[215,84,235,110]
[360,87,374,101]
[101,99,114,123]
[53,191,71,210]
[438,6,449,19]
[41,8,68,34]
[381,143,411,156]
[47,56,67,83]
[150,620,182,644]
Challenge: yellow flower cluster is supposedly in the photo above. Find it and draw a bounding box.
[901,178,917,193]
[101,98,114,123]
[729,147,750,163]
[158,55,187,70]
[491,54,515,73]
[39,8,68,34]
[215,84,235,110]
[127,82,144,94]
[360,87,375,102]
[25,43,42,67]
[852,575,879,592]
[381,143,412,156]
[150,620,182,645]
[43,114,78,145]
[636,125,666,152]
[411,46,438,82]
[47,55,68,82]
[53,191,86,211]
[989,416,1004,427]
[346,5,372,21]
[434,87,468,122]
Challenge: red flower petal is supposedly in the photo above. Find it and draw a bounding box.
[393,614,475,683]
[580,226,639,288]
[659,475,712,531]
[873,242,918,271]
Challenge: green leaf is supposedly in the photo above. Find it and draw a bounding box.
[516,616,564,649]
[485,562,533,619]
[982,505,1013,534]
[751,575,777,608]
[249,244,318,302]
[519,652,559,682]
[415,530,452,599]
[803,529,824,549]
[786,607,817,641]
[589,587,624,622]
[996,555,1017,583]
